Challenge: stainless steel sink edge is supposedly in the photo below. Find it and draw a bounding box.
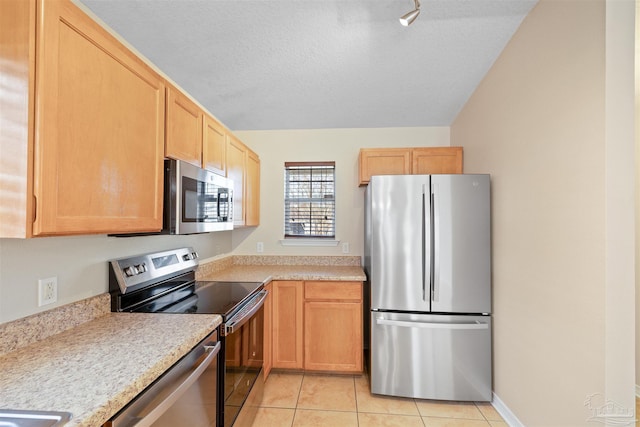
[0,409,72,427]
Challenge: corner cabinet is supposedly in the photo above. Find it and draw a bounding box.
[359,147,463,186]
[33,0,165,235]
[227,135,260,227]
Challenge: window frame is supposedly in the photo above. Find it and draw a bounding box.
[283,161,336,239]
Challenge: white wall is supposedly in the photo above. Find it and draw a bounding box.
[0,126,449,325]
[604,0,636,410]
[0,232,232,324]
[452,0,635,424]
[232,127,450,256]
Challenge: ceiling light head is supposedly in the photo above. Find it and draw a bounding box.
[399,0,421,26]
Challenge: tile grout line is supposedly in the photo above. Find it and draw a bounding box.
[352,375,360,426]
[291,373,306,427]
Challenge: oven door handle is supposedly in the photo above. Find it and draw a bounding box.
[132,340,221,427]
[224,290,268,335]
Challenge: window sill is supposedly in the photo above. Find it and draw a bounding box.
[279,239,340,247]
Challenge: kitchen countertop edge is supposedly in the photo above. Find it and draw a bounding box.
[0,312,222,427]
[199,264,366,283]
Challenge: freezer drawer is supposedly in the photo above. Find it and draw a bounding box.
[370,312,492,401]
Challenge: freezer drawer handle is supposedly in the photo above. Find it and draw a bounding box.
[375,318,489,330]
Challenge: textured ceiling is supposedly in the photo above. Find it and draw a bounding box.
[79,0,538,131]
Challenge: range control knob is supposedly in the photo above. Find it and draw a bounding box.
[182,253,192,261]
[135,263,147,273]
[123,265,138,277]
[191,251,199,259]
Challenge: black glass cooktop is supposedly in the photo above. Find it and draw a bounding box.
[193,281,264,318]
[125,276,263,318]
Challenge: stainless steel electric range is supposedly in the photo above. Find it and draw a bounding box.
[108,247,267,427]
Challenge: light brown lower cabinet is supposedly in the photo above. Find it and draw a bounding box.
[304,281,362,373]
[268,280,363,374]
[271,281,304,369]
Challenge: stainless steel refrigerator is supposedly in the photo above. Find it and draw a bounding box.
[365,174,492,402]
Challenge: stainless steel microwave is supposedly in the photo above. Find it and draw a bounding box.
[164,159,234,234]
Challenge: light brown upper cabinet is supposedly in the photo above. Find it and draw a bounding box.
[226,135,246,226]
[412,147,463,175]
[1,0,165,237]
[203,115,227,176]
[359,147,463,186]
[165,86,203,168]
[245,150,260,227]
[166,88,229,176]
[226,135,260,227]
[358,148,411,186]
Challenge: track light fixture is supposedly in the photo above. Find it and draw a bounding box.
[399,0,421,26]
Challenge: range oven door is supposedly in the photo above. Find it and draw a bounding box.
[106,329,220,427]
[220,290,268,427]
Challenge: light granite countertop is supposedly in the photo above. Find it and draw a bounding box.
[199,264,366,283]
[0,312,221,427]
[0,255,364,427]
[195,255,366,284]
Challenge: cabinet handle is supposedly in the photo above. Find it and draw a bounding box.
[32,195,37,223]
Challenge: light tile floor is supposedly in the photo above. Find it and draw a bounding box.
[249,371,507,427]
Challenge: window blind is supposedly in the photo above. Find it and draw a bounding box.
[284,162,335,238]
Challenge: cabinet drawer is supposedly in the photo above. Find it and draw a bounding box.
[304,281,362,301]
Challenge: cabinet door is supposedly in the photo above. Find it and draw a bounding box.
[166,86,203,167]
[359,148,411,186]
[304,301,362,372]
[203,114,227,176]
[263,283,273,381]
[303,281,363,373]
[272,281,304,369]
[0,0,35,238]
[34,0,164,235]
[245,149,260,226]
[227,135,246,226]
[412,147,463,174]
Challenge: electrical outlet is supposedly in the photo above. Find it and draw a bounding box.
[342,242,350,253]
[38,277,57,307]
[256,242,264,253]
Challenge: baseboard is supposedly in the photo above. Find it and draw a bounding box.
[492,392,525,427]
[636,384,640,397]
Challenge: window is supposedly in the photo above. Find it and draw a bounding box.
[284,162,335,238]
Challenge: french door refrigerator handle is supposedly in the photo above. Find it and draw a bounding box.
[431,183,440,302]
[422,184,430,302]
[375,318,489,330]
